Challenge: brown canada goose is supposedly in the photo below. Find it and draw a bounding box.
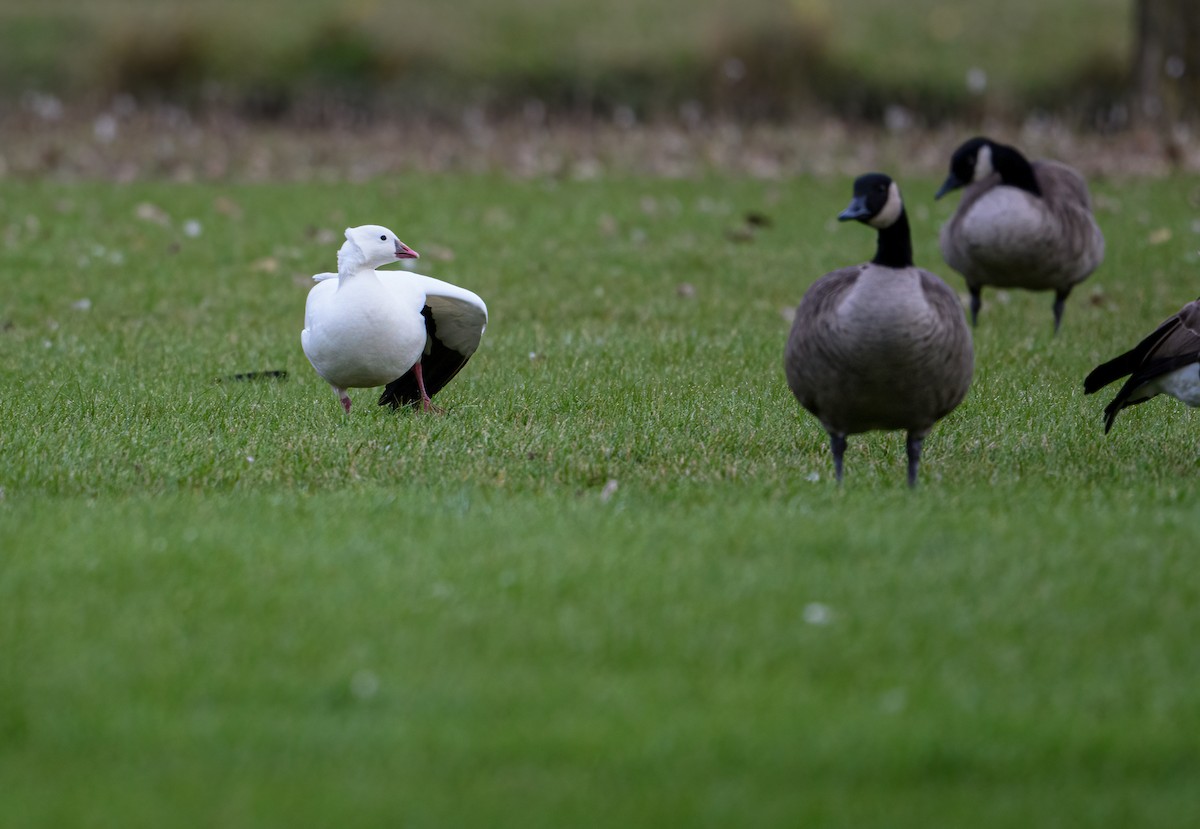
[1083,298,1200,433]
[784,173,974,487]
[935,136,1105,332]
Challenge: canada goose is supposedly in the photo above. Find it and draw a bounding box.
[784,173,974,487]
[935,136,1105,332]
[302,225,488,414]
[1083,298,1200,433]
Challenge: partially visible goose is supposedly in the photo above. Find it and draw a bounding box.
[935,136,1105,332]
[1083,298,1200,433]
[784,173,974,487]
[301,225,488,413]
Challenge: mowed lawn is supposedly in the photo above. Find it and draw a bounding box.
[1,171,1199,827]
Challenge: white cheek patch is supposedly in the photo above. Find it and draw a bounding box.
[867,182,904,229]
[973,144,994,181]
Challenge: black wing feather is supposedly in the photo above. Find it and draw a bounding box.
[1084,315,1182,394]
[1089,298,1200,432]
[378,305,472,409]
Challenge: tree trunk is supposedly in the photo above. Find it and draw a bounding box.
[1134,0,1200,126]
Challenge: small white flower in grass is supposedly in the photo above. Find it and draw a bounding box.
[246,455,255,463]
[600,479,619,502]
[805,471,820,483]
[350,669,380,701]
[183,219,202,238]
[71,298,92,311]
[802,602,832,625]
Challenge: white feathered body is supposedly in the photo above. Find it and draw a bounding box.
[302,271,428,389]
[302,267,488,391]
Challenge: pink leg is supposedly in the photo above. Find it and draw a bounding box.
[332,385,351,413]
[412,361,443,414]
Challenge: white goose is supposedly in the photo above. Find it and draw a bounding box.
[301,225,488,413]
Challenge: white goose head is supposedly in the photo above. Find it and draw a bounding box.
[337,225,419,276]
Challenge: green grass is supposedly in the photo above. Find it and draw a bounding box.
[2,172,1200,826]
[0,0,1129,118]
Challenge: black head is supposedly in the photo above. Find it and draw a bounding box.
[839,173,904,229]
[937,135,1041,198]
[935,136,995,199]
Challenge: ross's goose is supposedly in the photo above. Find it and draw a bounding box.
[301,225,488,413]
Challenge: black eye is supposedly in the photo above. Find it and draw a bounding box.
[380,235,387,241]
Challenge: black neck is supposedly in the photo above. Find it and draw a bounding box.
[872,210,913,269]
[993,144,1042,197]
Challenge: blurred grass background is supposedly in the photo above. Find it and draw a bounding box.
[0,0,1131,124]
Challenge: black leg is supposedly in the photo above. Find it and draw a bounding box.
[1052,288,1070,334]
[905,433,924,489]
[829,433,847,485]
[969,287,982,327]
